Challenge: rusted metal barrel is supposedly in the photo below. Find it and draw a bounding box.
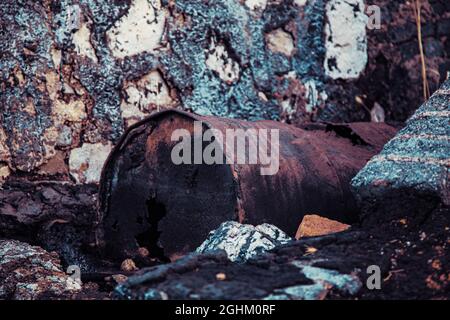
[96,109,396,260]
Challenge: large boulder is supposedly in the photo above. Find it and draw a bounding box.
[352,80,450,225]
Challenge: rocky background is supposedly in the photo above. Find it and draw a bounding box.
[0,0,449,185]
[0,0,449,300]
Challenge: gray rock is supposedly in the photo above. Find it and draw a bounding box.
[0,239,81,300]
[196,221,292,262]
[351,80,450,225]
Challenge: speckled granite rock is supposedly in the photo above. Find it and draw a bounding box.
[0,239,81,300]
[352,80,450,225]
[196,221,292,262]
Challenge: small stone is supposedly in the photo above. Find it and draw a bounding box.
[295,215,350,239]
[215,272,227,281]
[0,164,10,185]
[205,37,240,84]
[120,259,138,272]
[112,274,128,284]
[245,0,267,11]
[73,21,98,63]
[371,102,386,123]
[305,246,318,255]
[138,247,150,258]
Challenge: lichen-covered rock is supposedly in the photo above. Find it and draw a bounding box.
[0,239,81,300]
[2,0,448,180]
[352,80,450,225]
[263,262,361,300]
[196,221,292,262]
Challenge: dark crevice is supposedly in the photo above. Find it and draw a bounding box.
[135,195,170,262]
[325,124,369,146]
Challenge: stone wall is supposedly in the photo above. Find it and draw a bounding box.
[0,0,449,185]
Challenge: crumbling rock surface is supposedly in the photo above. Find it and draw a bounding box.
[0,239,81,300]
[114,249,362,300]
[0,180,99,271]
[352,79,450,226]
[1,0,448,183]
[196,221,292,262]
[114,205,449,300]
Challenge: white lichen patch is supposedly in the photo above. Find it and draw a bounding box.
[45,70,60,101]
[294,0,308,6]
[304,80,328,113]
[324,0,368,79]
[106,0,167,59]
[0,165,10,185]
[280,99,295,115]
[265,29,295,56]
[53,99,87,123]
[0,128,9,162]
[245,0,267,11]
[121,70,174,122]
[69,142,112,184]
[42,127,59,161]
[51,48,62,68]
[205,37,240,84]
[73,21,98,63]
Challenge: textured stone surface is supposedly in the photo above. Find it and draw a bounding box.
[0,180,99,271]
[0,239,81,300]
[114,249,362,300]
[106,0,167,59]
[113,205,449,300]
[352,80,450,224]
[196,221,292,262]
[1,0,448,182]
[69,142,113,184]
[323,0,368,79]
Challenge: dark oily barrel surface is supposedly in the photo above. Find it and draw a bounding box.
[97,109,397,260]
